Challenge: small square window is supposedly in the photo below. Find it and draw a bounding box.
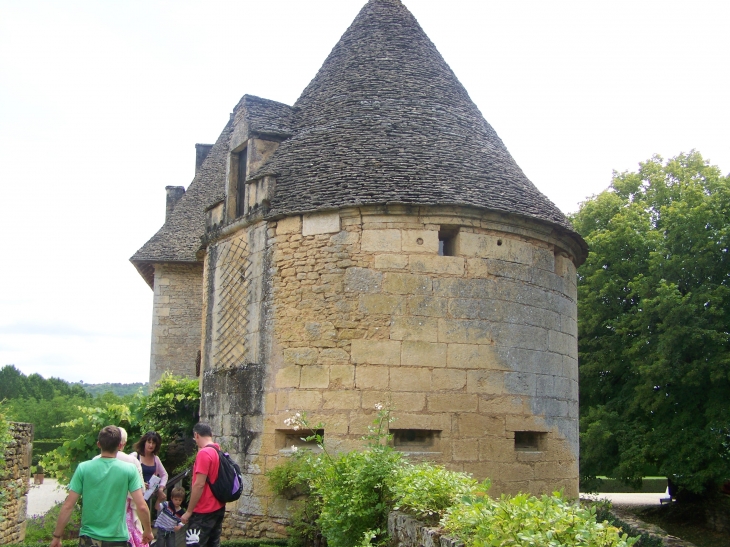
[514,431,546,451]
[276,429,323,453]
[438,226,459,256]
[392,429,440,452]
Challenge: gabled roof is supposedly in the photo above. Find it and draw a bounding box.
[130,120,232,286]
[255,0,575,234]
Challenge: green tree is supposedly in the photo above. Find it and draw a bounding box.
[572,151,730,499]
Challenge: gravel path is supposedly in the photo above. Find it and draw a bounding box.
[27,478,68,516]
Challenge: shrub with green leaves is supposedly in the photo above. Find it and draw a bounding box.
[24,502,81,542]
[391,462,480,521]
[442,491,638,547]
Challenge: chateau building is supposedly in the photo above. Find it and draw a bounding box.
[132,0,587,537]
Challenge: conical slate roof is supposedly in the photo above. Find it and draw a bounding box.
[132,0,584,279]
[258,0,574,232]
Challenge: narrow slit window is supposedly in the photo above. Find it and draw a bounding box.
[235,147,248,217]
[514,431,546,452]
[392,429,440,451]
[276,429,323,453]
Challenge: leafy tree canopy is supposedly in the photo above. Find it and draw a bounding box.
[572,151,730,498]
[0,365,89,401]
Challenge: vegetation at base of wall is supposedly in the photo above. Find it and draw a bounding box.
[23,503,82,543]
[268,408,640,547]
[593,502,664,547]
[442,493,638,547]
[40,373,200,483]
[572,152,730,500]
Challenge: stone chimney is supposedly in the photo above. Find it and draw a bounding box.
[165,186,185,221]
[195,143,214,176]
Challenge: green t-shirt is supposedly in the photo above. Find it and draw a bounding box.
[69,457,144,541]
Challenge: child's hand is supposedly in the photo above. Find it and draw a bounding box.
[174,524,183,532]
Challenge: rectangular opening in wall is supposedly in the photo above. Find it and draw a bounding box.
[392,429,441,452]
[514,431,547,451]
[275,429,323,453]
[438,226,459,256]
[235,147,248,217]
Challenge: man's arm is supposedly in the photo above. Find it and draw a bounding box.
[50,491,80,547]
[180,472,206,524]
[130,488,154,545]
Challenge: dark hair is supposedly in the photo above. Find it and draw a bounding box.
[193,422,213,438]
[98,426,122,453]
[134,431,162,456]
[171,486,186,500]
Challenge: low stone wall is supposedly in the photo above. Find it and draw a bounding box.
[221,510,288,541]
[0,422,33,544]
[388,511,462,547]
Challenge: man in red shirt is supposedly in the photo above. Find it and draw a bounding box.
[180,423,225,547]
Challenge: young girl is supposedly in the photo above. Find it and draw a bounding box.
[131,431,168,502]
[154,486,186,547]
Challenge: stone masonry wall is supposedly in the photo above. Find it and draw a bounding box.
[201,205,580,538]
[150,263,204,385]
[0,422,33,544]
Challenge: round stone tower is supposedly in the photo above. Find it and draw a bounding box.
[133,0,587,538]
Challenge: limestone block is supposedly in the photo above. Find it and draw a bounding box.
[478,395,527,415]
[409,255,465,276]
[447,344,501,369]
[319,348,350,364]
[369,391,426,412]
[548,330,576,356]
[329,364,355,388]
[330,230,359,245]
[361,229,401,252]
[477,437,520,464]
[300,365,330,389]
[401,341,447,368]
[351,339,401,365]
[276,216,302,235]
[283,347,319,365]
[455,232,533,264]
[492,323,548,352]
[438,319,493,345]
[536,374,554,397]
[533,247,555,271]
[407,296,448,317]
[287,390,322,410]
[428,393,478,412]
[457,414,505,437]
[466,370,504,394]
[390,316,438,342]
[484,259,532,282]
[504,414,548,432]
[302,211,340,236]
[504,372,537,396]
[383,272,432,294]
[490,462,535,482]
[466,258,490,278]
[323,390,362,410]
[374,253,409,270]
[355,365,390,389]
[401,229,439,253]
[534,461,577,480]
[390,412,451,432]
[452,439,479,461]
[432,368,466,390]
[305,321,336,341]
[344,267,383,293]
[275,366,301,388]
[359,294,405,315]
[391,367,431,391]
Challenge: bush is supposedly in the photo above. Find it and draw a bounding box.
[391,462,479,522]
[442,491,638,547]
[24,502,81,543]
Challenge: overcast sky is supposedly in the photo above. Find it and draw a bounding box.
[1,0,728,384]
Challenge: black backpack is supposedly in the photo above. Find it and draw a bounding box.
[205,445,244,503]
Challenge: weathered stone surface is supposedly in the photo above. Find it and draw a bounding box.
[302,211,340,235]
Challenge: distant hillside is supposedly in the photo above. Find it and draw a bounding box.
[78,382,148,397]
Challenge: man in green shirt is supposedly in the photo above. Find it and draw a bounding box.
[50,426,154,547]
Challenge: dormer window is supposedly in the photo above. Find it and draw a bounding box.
[235,147,248,217]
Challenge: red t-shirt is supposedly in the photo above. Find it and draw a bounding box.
[192,443,224,513]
